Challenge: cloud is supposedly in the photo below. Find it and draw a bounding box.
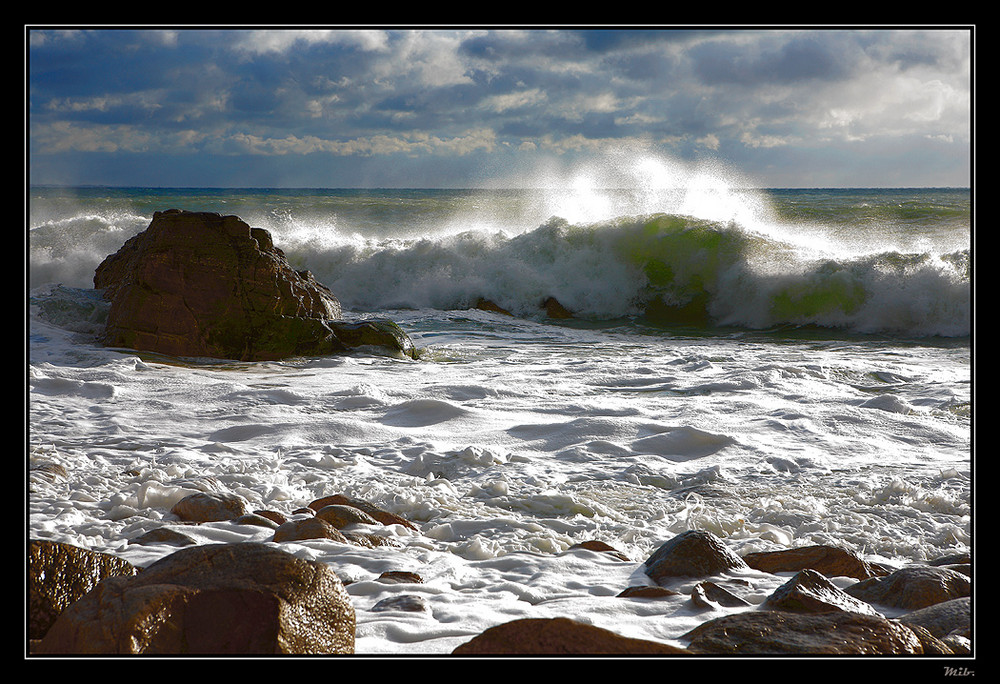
[27,27,972,187]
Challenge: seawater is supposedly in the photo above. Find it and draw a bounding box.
[27,175,972,655]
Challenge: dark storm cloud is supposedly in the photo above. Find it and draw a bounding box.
[27,27,972,188]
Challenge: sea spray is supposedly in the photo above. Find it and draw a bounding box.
[28,176,971,654]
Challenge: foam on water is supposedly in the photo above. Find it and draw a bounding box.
[27,157,971,654]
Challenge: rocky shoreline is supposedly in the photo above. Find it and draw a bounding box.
[28,209,972,656]
[28,482,971,656]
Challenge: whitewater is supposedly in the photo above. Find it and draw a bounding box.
[27,159,972,655]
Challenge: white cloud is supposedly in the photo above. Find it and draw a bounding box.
[27,28,972,187]
[232,29,390,56]
[480,88,547,113]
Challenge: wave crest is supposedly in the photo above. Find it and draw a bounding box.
[288,212,969,337]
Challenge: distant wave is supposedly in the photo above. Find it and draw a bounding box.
[286,212,970,338]
[28,202,970,338]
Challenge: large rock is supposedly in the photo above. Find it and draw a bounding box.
[307,493,419,531]
[452,617,687,655]
[742,544,888,580]
[35,542,355,655]
[683,611,925,655]
[896,597,971,654]
[644,530,749,583]
[170,491,250,523]
[761,569,883,616]
[94,209,414,361]
[28,540,139,641]
[272,517,350,544]
[845,565,970,611]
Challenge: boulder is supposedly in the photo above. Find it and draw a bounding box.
[845,566,970,611]
[690,580,751,609]
[742,544,888,580]
[541,296,573,319]
[93,209,414,361]
[896,597,971,640]
[644,530,749,583]
[272,517,349,544]
[28,540,139,641]
[761,569,883,616]
[128,527,198,548]
[307,494,419,531]
[452,617,687,655]
[568,540,631,561]
[377,571,424,584]
[170,491,250,523]
[314,504,380,529]
[618,585,682,599]
[473,298,512,316]
[371,595,428,613]
[683,611,925,655]
[35,542,355,655]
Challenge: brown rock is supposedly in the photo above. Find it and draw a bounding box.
[902,624,956,655]
[307,494,418,531]
[371,595,428,612]
[692,580,751,608]
[253,509,289,526]
[232,514,280,529]
[128,527,198,547]
[896,597,970,641]
[93,209,414,361]
[473,298,512,316]
[378,571,424,584]
[644,530,749,583]
[28,540,139,641]
[452,617,687,655]
[742,544,887,580]
[762,569,883,616]
[568,540,631,561]
[170,491,250,523]
[683,611,924,655]
[314,504,380,529]
[541,296,573,319]
[272,517,349,544]
[845,566,970,611]
[35,542,354,655]
[618,585,682,599]
[342,531,404,548]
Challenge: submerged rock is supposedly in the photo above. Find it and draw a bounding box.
[94,209,415,361]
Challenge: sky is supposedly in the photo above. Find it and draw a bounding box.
[26,26,973,189]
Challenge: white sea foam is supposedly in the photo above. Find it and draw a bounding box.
[28,295,971,653]
[27,177,971,655]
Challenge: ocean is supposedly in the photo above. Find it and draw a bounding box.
[27,172,972,655]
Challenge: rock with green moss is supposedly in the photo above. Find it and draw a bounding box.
[93,209,415,361]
